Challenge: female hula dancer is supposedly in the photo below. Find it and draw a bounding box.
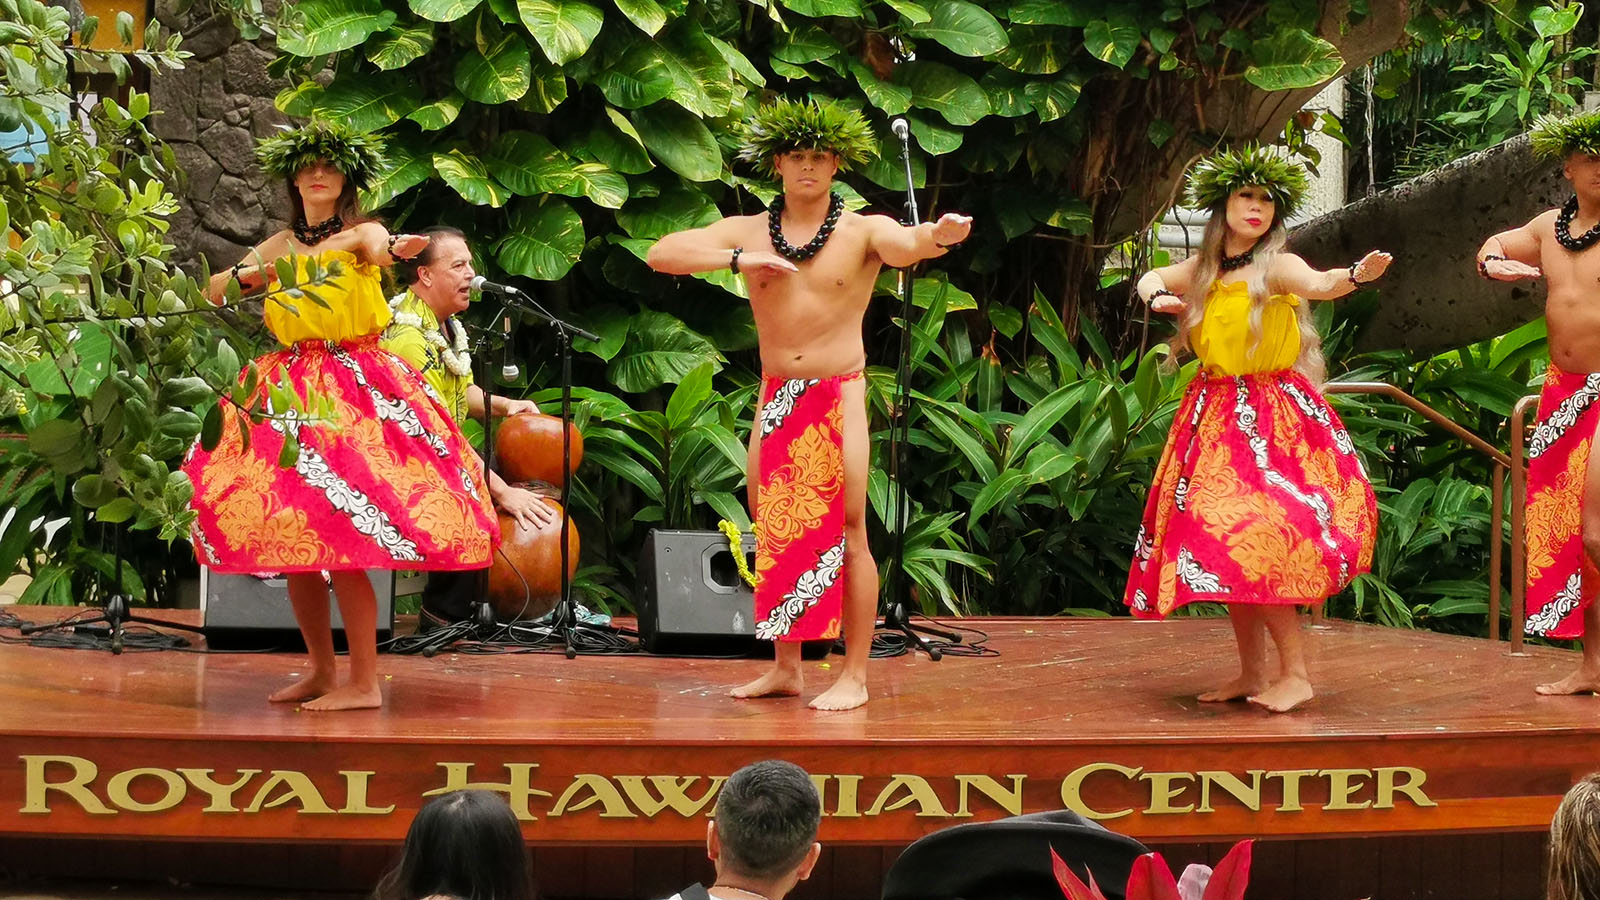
[1127,146,1390,713]
[185,120,499,711]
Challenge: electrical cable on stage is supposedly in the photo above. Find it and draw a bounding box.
[870,613,996,659]
[0,609,191,652]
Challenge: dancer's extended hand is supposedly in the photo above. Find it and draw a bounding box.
[1151,294,1186,314]
[737,251,799,275]
[931,213,973,249]
[496,485,559,531]
[1483,257,1542,281]
[389,233,430,260]
[1351,250,1393,284]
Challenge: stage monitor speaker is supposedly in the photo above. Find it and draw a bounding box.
[201,569,396,651]
[636,529,831,658]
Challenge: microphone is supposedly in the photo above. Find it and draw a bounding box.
[500,312,519,381]
[471,275,522,296]
[890,118,910,142]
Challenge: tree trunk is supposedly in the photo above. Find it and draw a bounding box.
[1288,135,1567,354]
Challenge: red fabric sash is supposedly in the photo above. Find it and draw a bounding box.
[751,373,856,642]
[1524,363,1600,639]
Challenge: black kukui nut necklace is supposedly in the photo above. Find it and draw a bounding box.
[1555,195,1600,251]
[769,193,844,262]
[293,215,343,247]
[1219,248,1253,272]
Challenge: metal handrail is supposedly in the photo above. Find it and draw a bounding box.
[1322,381,1512,642]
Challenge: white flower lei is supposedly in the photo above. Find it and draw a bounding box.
[390,292,471,377]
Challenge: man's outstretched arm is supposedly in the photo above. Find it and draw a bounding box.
[866,213,973,268]
[647,218,797,276]
[1479,214,1546,281]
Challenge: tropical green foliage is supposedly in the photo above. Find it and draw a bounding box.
[0,0,339,604]
[1358,0,1595,188]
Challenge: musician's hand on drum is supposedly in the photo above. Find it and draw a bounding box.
[499,398,541,417]
[497,485,559,531]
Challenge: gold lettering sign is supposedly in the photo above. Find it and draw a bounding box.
[16,756,1437,824]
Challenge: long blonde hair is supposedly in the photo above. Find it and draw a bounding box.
[1549,773,1600,900]
[1169,201,1326,385]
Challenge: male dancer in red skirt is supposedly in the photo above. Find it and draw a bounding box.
[648,98,971,710]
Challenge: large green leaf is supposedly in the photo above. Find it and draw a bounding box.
[613,0,666,35]
[614,183,719,238]
[516,0,604,65]
[279,0,397,56]
[409,0,482,22]
[773,24,845,68]
[993,25,1068,74]
[910,0,1007,57]
[978,67,1029,117]
[454,29,531,103]
[1002,0,1086,25]
[881,0,931,24]
[433,150,511,207]
[1083,16,1139,69]
[521,61,569,113]
[898,60,989,126]
[604,22,732,117]
[407,90,464,129]
[1024,76,1080,122]
[1243,28,1343,91]
[496,198,585,280]
[484,130,568,194]
[561,163,628,208]
[779,0,862,15]
[360,135,434,209]
[850,59,912,115]
[577,109,653,174]
[707,33,764,86]
[365,21,435,69]
[630,104,723,182]
[905,111,962,155]
[311,76,418,131]
[608,310,724,393]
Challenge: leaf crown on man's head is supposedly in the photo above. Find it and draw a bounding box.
[1185,144,1310,219]
[1530,109,1600,160]
[255,119,388,189]
[736,97,877,179]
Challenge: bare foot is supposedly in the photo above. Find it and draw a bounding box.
[809,675,868,711]
[1535,668,1600,695]
[300,682,382,711]
[268,672,335,704]
[1198,674,1266,703]
[1248,677,1314,713]
[730,668,803,699]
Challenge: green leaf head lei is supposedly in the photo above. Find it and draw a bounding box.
[1530,109,1600,160]
[1185,145,1310,220]
[255,119,388,190]
[736,97,877,180]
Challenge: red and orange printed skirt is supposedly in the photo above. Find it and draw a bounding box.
[1124,368,1376,618]
[1524,363,1600,639]
[751,372,858,642]
[184,336,499,574]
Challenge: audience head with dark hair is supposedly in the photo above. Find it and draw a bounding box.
[1550,773,1600,900]
[375,789,536,900]
[690,760,821,900]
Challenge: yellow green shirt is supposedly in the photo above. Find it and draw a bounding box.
[1191,279,1302,375]
[381,290,475,423]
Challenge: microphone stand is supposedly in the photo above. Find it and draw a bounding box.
[882,123,960,660]
[488,287,624,658]
[470,310,508,635]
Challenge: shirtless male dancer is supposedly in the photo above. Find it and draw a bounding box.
[647,98,972,710]
[1479,108,1600,695]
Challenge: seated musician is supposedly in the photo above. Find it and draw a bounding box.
[382,226,557,624]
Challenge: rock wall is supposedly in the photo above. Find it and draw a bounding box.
[1289,136,1566,354]
[149,3,291,271]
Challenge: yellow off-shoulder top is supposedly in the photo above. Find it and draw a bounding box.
[262,249,391,346]
[1191,279,1302,375]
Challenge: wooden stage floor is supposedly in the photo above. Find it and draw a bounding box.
[1,607,1595,855]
